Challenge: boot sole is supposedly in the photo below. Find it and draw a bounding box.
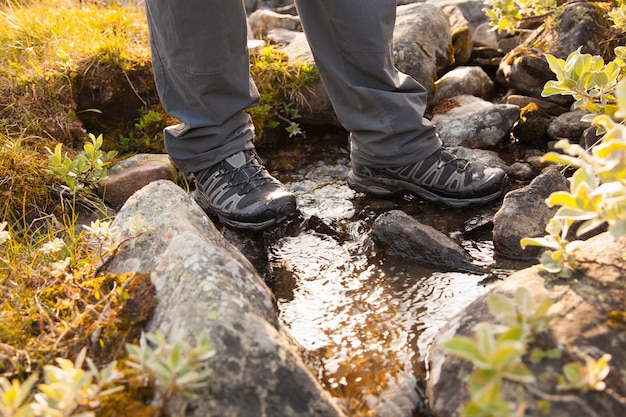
[347,171,509,208]
[192,189,297,231]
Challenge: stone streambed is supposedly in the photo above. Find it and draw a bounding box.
[102,130,535,416]
[262,132,532,416]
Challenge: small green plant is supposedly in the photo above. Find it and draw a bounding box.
[609,0,626,32]
[118,132,138,152]
[557,354,612,393]
[248,45,319,140]
[47,133,118,193]
[543,47,622,122]
[487,285,554,333]
[444,287,551,417]
[482,0,557,35]
[125,331,215,409]
[522,47,626,278]
[32,348,124,417]
[483,0,523,35]
[444,288,616,417]
[0,374,38,417]
[0,349,123,417]
[521,218,585,278]
[134,108,162,132]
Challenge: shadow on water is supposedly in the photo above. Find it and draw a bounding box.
[263,131,534,417]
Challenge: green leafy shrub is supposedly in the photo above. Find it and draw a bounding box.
[609,0,626,31]
[482,0,558,35]
[522,47,626,277]
[0,333,215,417]
[47,133,118,194]
[444,288,553,417]
[444,288,614,417]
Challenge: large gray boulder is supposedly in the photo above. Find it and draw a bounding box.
[427,232,626,417]
[106,180,345,417]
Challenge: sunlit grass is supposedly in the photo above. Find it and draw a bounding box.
[0,2,158,414]
[0,0,152,144]
[0,130,57,220]
[0,0,150,82]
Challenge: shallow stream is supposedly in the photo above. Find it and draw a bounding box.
[263,131,532,416]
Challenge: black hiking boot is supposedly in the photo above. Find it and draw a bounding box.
[347,148,509,208]
[193,150,297,230]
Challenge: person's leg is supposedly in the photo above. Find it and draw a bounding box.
[145,0,296,230]
[145,0,255,174]
[293,0,440,168]
[294,0,508,207]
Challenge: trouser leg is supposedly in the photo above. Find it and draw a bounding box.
[145,0,257,174]
[293,0,441,168]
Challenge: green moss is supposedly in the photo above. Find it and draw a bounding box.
[248,45,319,142]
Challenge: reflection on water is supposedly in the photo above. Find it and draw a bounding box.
[266,134,527,416]
[270,229,504,416]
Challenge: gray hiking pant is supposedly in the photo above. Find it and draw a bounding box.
[145,0,440,175]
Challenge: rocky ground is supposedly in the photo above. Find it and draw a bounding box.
[90,1,626,416]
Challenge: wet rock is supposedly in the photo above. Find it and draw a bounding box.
[371,210,485,274]
[431,95,520,149]
[106,180,345,417]
[492,167,569,259]
[463,211,496,235]
[98,153,176,210]
[427,232,626,417]
[432,66,495,105]
[289,173,356,222]
[547,109,592,142]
